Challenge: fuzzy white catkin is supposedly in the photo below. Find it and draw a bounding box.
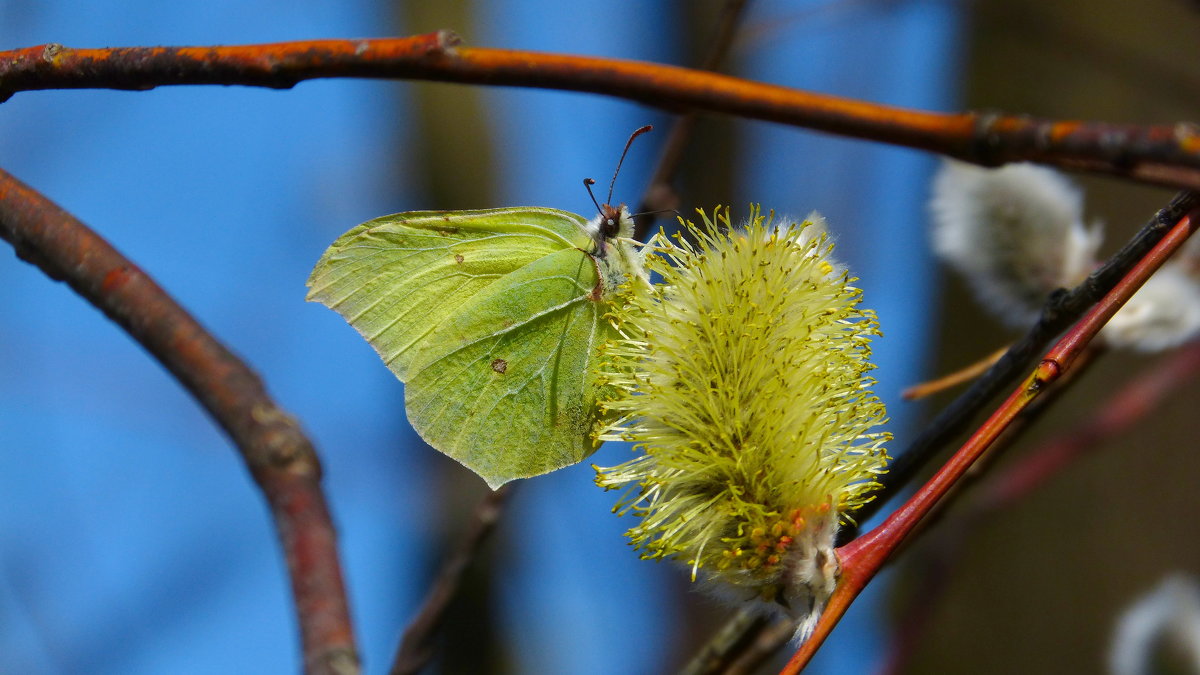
[1109,575,1200,675]
[775,211,845,277]
[930,160,1200,351]
[1176,230,1200,279]
[929,160,1102,326]
[1101,264,1200,351]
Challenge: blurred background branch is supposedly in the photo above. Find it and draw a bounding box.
[634,0,750,239]
[391,485,511,675]
[0,168,357,674]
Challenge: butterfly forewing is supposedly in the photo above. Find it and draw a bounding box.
[306,207,592,381]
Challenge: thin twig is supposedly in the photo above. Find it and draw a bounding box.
[876,347,1099,675]
[677,608,766,675]
[390,485,512,675]
[976,347,1200,509]
[0,168,358,675]
[783,202,1200,673]
[849,190,1200,536]
[723,616,795,675]
[877,337,1200,674]
[901,345,1008,401]
[634,0,751,240]
[3,35,1200,191]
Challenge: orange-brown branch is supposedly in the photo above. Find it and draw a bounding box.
[2,33,1200,191]
[0,168,358,675]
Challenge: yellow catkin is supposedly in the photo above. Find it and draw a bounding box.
[594,206,889,639]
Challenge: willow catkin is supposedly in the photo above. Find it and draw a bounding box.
[594,206,889,640]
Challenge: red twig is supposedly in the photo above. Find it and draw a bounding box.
[780,204,1200,674]
[980,342,1200,510]
[875,346,1096,675]
[878,339,1200,674]
[0,168,358,675]
[856,190,1200,528]
[2,34,1200,191]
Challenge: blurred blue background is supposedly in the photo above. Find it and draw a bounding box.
[0,1,961,672]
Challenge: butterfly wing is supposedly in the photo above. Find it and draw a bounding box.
[404,246,608,486]
[307,207,591,379]
[306,207,611,487]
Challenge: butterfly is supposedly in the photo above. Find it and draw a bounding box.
[306,127,651,488]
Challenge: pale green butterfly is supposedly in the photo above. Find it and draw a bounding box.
[306,127,651,488]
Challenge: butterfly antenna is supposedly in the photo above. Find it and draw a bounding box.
[583,178,604,215]
[607,125,653,206]
[629,207,680,221]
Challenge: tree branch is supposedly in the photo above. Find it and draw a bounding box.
[784,202,1200,673]
[850,189,1200,534]
[389,485,511,675]
[0,168,358,675]
[879,339,1200,674]
[676,608,765,675]
[3,34,1200,191]
[634,0,751,240]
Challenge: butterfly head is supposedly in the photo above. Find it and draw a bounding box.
[585,200,634,251]
[582,125,652,255]
[598,202,625,239]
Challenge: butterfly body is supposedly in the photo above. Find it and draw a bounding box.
[585,203,644,293]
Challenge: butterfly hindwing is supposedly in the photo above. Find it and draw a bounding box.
[405,247,607,486]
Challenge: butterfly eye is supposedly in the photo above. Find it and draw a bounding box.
[598,214,621,240]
